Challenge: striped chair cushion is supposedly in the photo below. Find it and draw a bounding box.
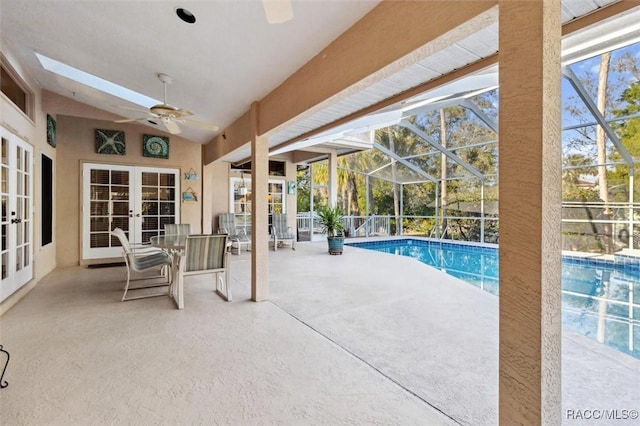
[273,213,294,238]
[184,235,227,272]
[164,224,191,235]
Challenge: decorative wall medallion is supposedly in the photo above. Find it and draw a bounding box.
[46,114,56,147]
[95,129,125,155]
[143,135,169,159]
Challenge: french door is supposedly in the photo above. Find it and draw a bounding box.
[82,163,180,260]
[0,127,33,302]
[229,177,285,235]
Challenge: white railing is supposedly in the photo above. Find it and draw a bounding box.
[296,213,391,238]
[561,201,640,251]
[343,215,390,237]
[296,212,325,241]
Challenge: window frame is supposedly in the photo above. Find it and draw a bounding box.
[0,54,35,121]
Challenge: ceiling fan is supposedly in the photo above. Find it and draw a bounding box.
[114,73,218,135]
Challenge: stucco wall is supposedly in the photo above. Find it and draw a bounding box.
[55,114,203,266]
[203,159,230,234]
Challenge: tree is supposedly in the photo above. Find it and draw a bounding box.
[296,165,311,212]
[596,52,611,205]
[440,109,448,238]
[596,52,613,253]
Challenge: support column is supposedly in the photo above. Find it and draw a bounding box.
[251,102,269,301]
[499,1,562,425]
[328,150,338,207]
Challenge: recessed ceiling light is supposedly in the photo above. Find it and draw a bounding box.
[176,8,196,24]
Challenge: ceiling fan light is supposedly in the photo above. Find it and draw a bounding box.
[114,73,217,135]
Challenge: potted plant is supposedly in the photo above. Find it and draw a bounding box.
[318,205,345,255]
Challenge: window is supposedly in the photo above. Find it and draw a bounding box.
[1,57,34,119]
[230,160,286,176]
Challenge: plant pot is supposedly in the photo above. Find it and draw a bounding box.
[327,236,345,255]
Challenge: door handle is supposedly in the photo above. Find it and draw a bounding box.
[11,218,21,224]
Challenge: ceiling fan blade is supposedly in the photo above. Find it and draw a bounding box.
[114,117,148,123]
[181,118,219,132]
[262,0,293,24]
[174,108,193,118]
[162,118,182,135]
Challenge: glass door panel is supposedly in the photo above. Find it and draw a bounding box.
[1,137,8,283]
[83,164,179,260]
[229,177,285,236]
[136,168,178,243]
[1,128,33,302]
[83,163,133,259]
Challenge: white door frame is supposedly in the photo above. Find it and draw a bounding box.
[0,127,34,302]
[82,163,180,260]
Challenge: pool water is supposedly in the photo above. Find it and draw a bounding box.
[348,239,640,360]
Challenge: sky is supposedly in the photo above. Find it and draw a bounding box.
[561,41,640,162]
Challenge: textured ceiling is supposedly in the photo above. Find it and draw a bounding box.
[1,0,380,143]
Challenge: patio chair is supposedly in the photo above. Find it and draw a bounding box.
[218,213,251,254]
[111,228,173,302]
[271,213,295,251]
[175,234,231,309]
[164,223,191,235]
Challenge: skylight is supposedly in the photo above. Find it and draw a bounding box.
[35,53,160,107]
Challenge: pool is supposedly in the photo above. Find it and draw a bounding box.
[347,238,640,360]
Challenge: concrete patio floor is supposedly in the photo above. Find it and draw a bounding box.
[1,241,639,425]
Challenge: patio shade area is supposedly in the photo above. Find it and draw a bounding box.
[1,243,638,425]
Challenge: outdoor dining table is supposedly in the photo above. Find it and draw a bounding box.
[150,234,232,252]
[150,234,188,252]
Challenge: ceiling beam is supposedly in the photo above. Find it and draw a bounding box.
[259,1,498,137]
[561,0,640,36]
[268,55,499,157]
